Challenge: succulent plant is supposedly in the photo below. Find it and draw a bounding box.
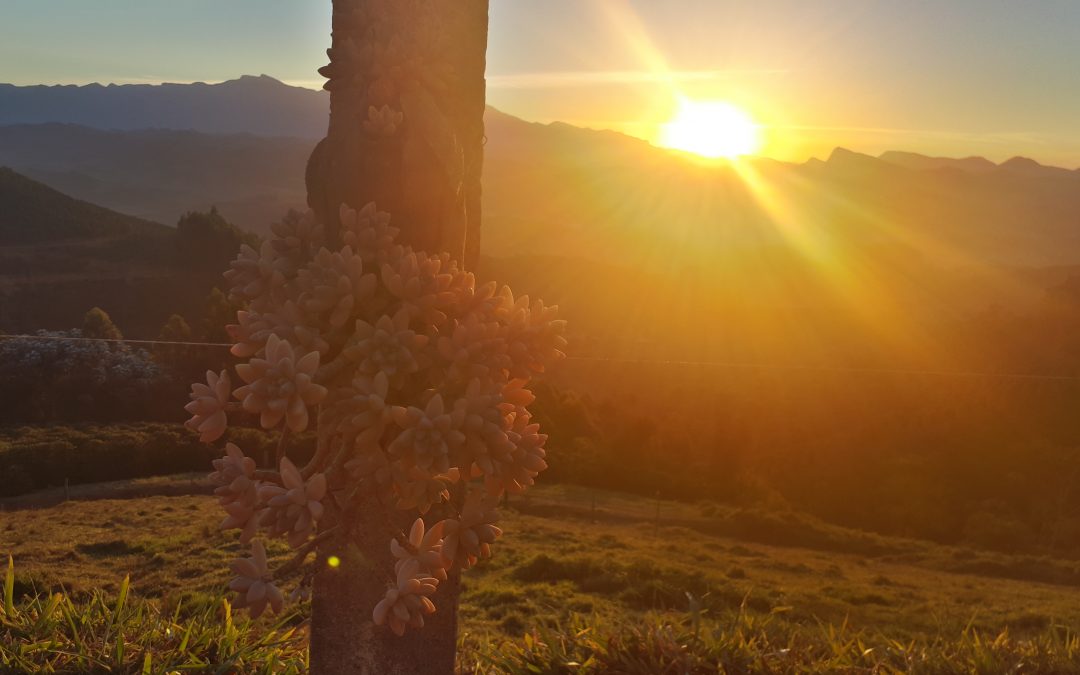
[296,246,376,329]
[372,558,439,636]
[186,201,565,632]
[211,443,261,542]
[184,370,231,442]
[363,104,405,136]
[257,458,328,548]
[388,394,465,475]
[344,309,427,385]
[224,241,287,310]
[439,489,502,570]
[229,540,285,619]
[391,517,449,580]
[234,334,328,432]
[339,202,399,265]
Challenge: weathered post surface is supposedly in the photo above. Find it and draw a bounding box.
[308,0,487,270]
[305,1,488,672]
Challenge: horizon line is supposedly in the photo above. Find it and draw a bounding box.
[1,75,1077,169]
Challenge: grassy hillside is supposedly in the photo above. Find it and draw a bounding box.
[0,166,168,244]
[0,124,313,231]
[7,114,1080,363]
[0,172,250,336]
[5,108,1080,268]
[6,111,1080,360]
[4,483,1080,672]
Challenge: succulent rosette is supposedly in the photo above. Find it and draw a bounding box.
[438,489,503,570]
[184,369,231,442]
[224,241,287,311]
[211,443,261,542]
[388,394,465,475]
[372,558,439,636]
[229,540,285,619]
[257,457,328,548]
[186,201,564,632]
[234,334,327,432]
[344,309,428,385]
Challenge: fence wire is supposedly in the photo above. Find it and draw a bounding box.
[4,333,1080,383]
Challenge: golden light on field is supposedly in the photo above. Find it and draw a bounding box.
[659,99,762,159]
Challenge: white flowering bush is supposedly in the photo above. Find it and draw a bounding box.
[0,330,165,423]
[185,203,566,632]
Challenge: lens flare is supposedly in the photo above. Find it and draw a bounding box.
[660,99,762,159]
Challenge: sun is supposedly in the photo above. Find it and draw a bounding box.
[659,99,762,159]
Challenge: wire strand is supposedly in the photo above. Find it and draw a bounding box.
[3,333,1078,383]
[562,355,1080,382]
[0,334,233,349]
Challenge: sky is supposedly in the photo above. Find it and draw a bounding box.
[1,0,1079,165]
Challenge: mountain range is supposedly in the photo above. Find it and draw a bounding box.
[2,76,1077,267]
[2,75,1080,371]
[0,75,328,138]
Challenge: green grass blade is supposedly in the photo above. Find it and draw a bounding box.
[178,620,193,653]
[115,630,125,667]
[112,574,130,626]
[3,555,13,617]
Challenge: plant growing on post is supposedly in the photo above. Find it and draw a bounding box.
[191,0,508,670]
[185,203,565,666]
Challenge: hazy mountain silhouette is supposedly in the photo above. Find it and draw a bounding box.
[6,77,1080,382]
[0,75,327,138]
[4,110,1080,272]
[481,122,1080,268]
[0,124,312,230]
[0,167,167,244]
[879,151,997,173]
[5,75,1080,359]
[2,76,1078,267]
[0,168,248,336]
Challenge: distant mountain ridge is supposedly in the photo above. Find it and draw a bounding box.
[877,151,998,173]
[3,82,1080,375]
[3,75,1080,277]
[2,75,1076,173]
[0,75,328,138]
[3,117,1080,270]
[847,148,1075,174]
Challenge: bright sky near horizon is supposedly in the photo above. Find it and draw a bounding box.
[1,0,1079,165]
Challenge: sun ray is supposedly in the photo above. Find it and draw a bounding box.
[729,160,953,364]
[660,98,762,159]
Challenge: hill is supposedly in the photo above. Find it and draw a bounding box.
[0,166,168,244]
[4,108,1080,370]
[4,78,1080,370]
[0,75,328,138]
[5,481,1080,671]
[5,81,1080,577]
[0,124,313,231]
[0,76,1076,261]
[2,76,1079,271]
[0,169,244,336]
[5,114,1080,267]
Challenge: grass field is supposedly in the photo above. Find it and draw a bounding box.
[5,479,1080,672]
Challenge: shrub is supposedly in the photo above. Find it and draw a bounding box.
[0,331,169,423]
[0,424,219,497]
